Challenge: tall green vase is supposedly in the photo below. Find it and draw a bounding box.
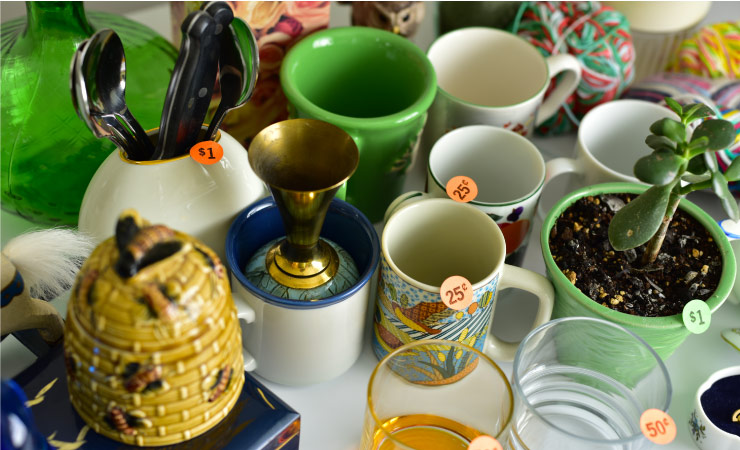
[1,2,176,225]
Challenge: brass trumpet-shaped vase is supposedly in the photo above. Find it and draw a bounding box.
[244,119,361,300]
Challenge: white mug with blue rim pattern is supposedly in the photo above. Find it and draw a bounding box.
[372,197,554,370]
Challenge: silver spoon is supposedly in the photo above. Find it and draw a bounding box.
[205,17,259,141]
[82,29,154,161]
[71,38,135,155]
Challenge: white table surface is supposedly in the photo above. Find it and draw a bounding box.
[2,2,740,449]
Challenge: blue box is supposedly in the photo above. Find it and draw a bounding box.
[13,343,300,449]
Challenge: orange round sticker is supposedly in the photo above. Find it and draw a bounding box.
[446,176,478,203]
[640,409,676,445]
[190,141,223,165]
[468,435,502,450]
[440,275,473,311]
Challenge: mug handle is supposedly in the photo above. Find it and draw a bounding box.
[537,156,582,220]
[483,264,554,361]
[384,191,430,223]
[535,54,582,127]
[232,293,258,372]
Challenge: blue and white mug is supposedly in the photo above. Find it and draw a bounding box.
[226,198,380,386]
[372,198,554,368]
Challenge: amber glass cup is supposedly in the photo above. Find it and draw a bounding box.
[361,339,513,449]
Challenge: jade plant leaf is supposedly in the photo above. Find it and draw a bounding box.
[684,103,714,123]
[725,157,740,182]
[692,119,736,151]
[645,135,676,153]
[688,135,710,152]
[608,183,675,251]
[634,150,684,186]
[665,97,683,116]
[713,171,740,221]
[686,154,708,175]
[650,118,685,143]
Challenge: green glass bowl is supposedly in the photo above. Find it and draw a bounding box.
[540,182,736,360]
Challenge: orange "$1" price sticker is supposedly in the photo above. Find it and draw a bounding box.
[446,176,478,203]
[468,435,502,450]
[440,275,473,311]
[190,141,223,165]
[640,409,676,445]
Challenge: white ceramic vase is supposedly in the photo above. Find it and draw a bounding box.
[78,130,268,261]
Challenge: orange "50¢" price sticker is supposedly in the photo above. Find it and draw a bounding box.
[446,176,478,203]
[190,141,224,165]
[640,409,676,445]
[440,275,473,311]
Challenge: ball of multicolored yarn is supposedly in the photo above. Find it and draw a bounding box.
[510,1,635,135]
[669,22,740,79]
[622,72,740,108]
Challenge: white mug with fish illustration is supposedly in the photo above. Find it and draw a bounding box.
[372,197,555,362]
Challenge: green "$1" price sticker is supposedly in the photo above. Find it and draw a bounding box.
[682,299,711,334]
[468,435,502,450]
[640,409,676,445]
[190,141,223,165]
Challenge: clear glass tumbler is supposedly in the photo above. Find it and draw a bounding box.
[508,317,672,449]
[361,339,513,450]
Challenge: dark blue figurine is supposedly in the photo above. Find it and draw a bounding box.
[1,379,49,450]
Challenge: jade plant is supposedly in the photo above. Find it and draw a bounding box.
[609,98,740,265]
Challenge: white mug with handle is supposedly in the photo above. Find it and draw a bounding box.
[537,99,678,218]
[412,125,574,265]
[374,197,555,362]
[225,197,380,386]
[423,26,582,150]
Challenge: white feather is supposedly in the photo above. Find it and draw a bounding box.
[2,228,95,300]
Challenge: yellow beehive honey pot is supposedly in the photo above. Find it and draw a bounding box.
[64,209,244,446]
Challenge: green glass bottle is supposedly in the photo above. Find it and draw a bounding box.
[1,2,176,225]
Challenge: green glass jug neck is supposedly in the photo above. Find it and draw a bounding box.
[25,1,93,36]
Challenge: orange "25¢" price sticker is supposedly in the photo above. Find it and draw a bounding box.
[190,141,223,165]
[440,275,473,311]
[640,409,676,445]
[446,176,478,203]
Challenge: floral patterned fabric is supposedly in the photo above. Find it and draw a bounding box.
[170,1,331,146]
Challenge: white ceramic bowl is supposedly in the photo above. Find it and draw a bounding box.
[689,365,740,449]
[603,1,711,83]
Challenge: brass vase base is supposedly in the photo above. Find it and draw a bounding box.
[266,239,339,290]
[244,236,360,301]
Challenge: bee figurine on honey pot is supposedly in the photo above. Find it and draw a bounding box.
[64,210,247,446]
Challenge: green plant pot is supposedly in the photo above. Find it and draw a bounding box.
[540,182,737,360]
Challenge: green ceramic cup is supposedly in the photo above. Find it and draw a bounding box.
[281,27,437,223]
[540,182,737,360]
